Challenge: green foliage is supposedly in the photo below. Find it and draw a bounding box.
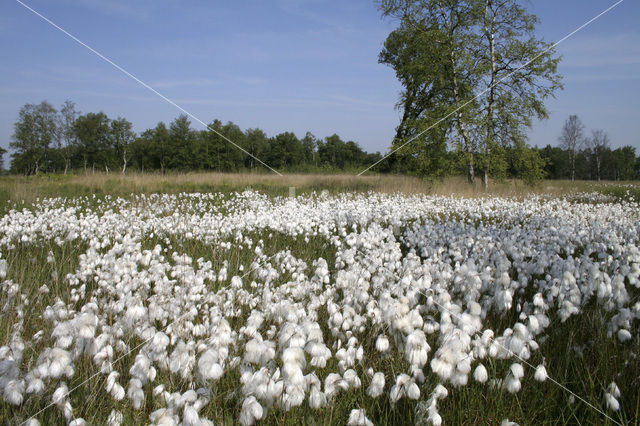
[509,141,546,186]
[378,0,562,187]
[109,116,135,173]
[266,132,304,168]
[10,101,58,175]
[5,97,639,183]
[73,112,112,172]
[0,146,6,170]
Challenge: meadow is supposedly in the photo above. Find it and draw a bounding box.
[0,173,639,425]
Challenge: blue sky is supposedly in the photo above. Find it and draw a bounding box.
[1,0,639,164]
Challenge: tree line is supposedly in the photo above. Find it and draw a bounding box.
[6,100,383,175]
[547,114,638,181]
[4,100,639,181]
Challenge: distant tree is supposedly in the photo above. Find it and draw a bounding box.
[266,132,303,169]
[610,146,636,181]
[319,134,348,169]
[538,144,567,179]
[150,122,170,173]
[74,112,111,174]
[58,100,79,174]
[558,115,585,181]
[220,122,247,171]
[109,117,135,174]
[245,128,268,171]
[508,141,546,185]
[586,129,610,181]
[0,146,6,171]
[130,122,170,173]
[301,132,318,167]
[200,120,247,171]
[201,119,225,171]
[167,115,197,170]
[10,101,58,175]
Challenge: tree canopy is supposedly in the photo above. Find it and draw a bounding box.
[378,0,562,187]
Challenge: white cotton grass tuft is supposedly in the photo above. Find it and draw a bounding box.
[534,364,547,382]
[107,409,124,426]
[375,334,390,353]
[149,407,179,425]
[406,381,421,400]
[239,396,264,425]
[473,364,488,383]
[198,349,224,381]
[127,378,145,410]
[604,392,620,411]
[309,383,326,409]
[183,404,201,426]
[348,408,374,426]
[343,369,361,389]
[368,372,385,398]
[510,363,524,380]
[608,382,621,398]
[605,382,622,411]
[389,374,417,403]
[617,329,632,342]
[2,379,24,405]
[505,374,521,394]
[52,382,69,407]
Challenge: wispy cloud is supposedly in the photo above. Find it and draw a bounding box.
[275,0,361,34]
[68,89,157,103]
[57,0,172,20]
[152,75,267,89]
[172,93,392,111]
[560,31,640,68]
[152,78,222,89]
[566,68,640,82]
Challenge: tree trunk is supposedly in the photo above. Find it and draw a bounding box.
[571,152,575,181]
[450,51,475,185]
[122,151,127,175]
[440,7,475,185]
[484,0,497,191]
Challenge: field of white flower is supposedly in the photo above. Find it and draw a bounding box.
[1,190,638,425]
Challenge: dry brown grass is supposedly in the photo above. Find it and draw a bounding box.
[0,171,628,207]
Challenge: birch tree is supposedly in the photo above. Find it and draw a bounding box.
[58,100,78,174]
[110,117,135,175]
[10,101,58,175]
[587,129,610,181]
[378,0,561,187]
[558,114,584,181]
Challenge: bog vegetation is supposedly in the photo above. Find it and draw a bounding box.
[0,179,639,425]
